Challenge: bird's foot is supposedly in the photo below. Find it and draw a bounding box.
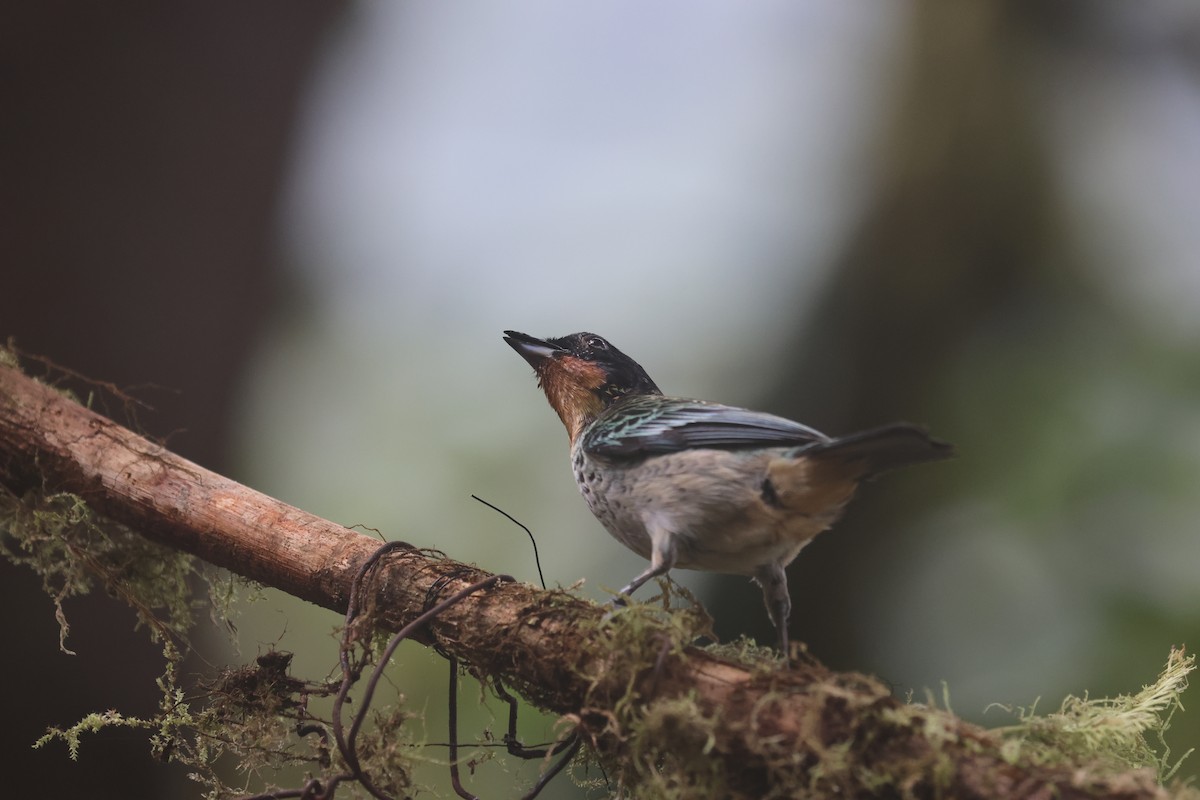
[599,592,631,624]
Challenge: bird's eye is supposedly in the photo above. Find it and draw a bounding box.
[586,336,608,351]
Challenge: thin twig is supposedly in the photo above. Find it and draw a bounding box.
[519,735,581,800]
[451,675,580,799]
[448,656,479,800]
[332,541,413,786]
[471,495,546,590]
[336,558,510,800]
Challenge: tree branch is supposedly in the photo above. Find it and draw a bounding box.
[0,362,1177,798]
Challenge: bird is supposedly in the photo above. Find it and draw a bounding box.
[503,329,952,655]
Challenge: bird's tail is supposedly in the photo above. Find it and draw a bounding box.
[796,423,954,480]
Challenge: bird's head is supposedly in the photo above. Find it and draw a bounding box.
[504,330,661,442]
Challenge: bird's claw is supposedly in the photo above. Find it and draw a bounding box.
[599,593,631,624]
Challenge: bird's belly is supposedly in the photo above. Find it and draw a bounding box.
[572,447,847,576]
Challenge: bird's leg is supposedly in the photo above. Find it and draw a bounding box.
[754,562,792,659]
[614,561,669,604]
[612,524,677,606]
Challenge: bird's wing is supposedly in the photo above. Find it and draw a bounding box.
[583,396,828,459]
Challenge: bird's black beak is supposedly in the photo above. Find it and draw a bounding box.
[504,330,564,368]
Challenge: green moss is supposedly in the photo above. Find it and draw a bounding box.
[701,634,784,672]
[0,342,19,369]
[35,710,155,760]
[0,486,200,654]
[990,647,1195,781]
[0,486,420,798]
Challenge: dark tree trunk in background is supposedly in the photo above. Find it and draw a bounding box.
[711,3,1084,662]
[0,4,344,797]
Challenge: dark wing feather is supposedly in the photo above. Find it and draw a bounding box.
[583,395,828,459]
[796,423,954,478]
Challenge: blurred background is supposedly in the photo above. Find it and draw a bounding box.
[4,2,1199,797]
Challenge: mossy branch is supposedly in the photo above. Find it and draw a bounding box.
[0,361,1191,799]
